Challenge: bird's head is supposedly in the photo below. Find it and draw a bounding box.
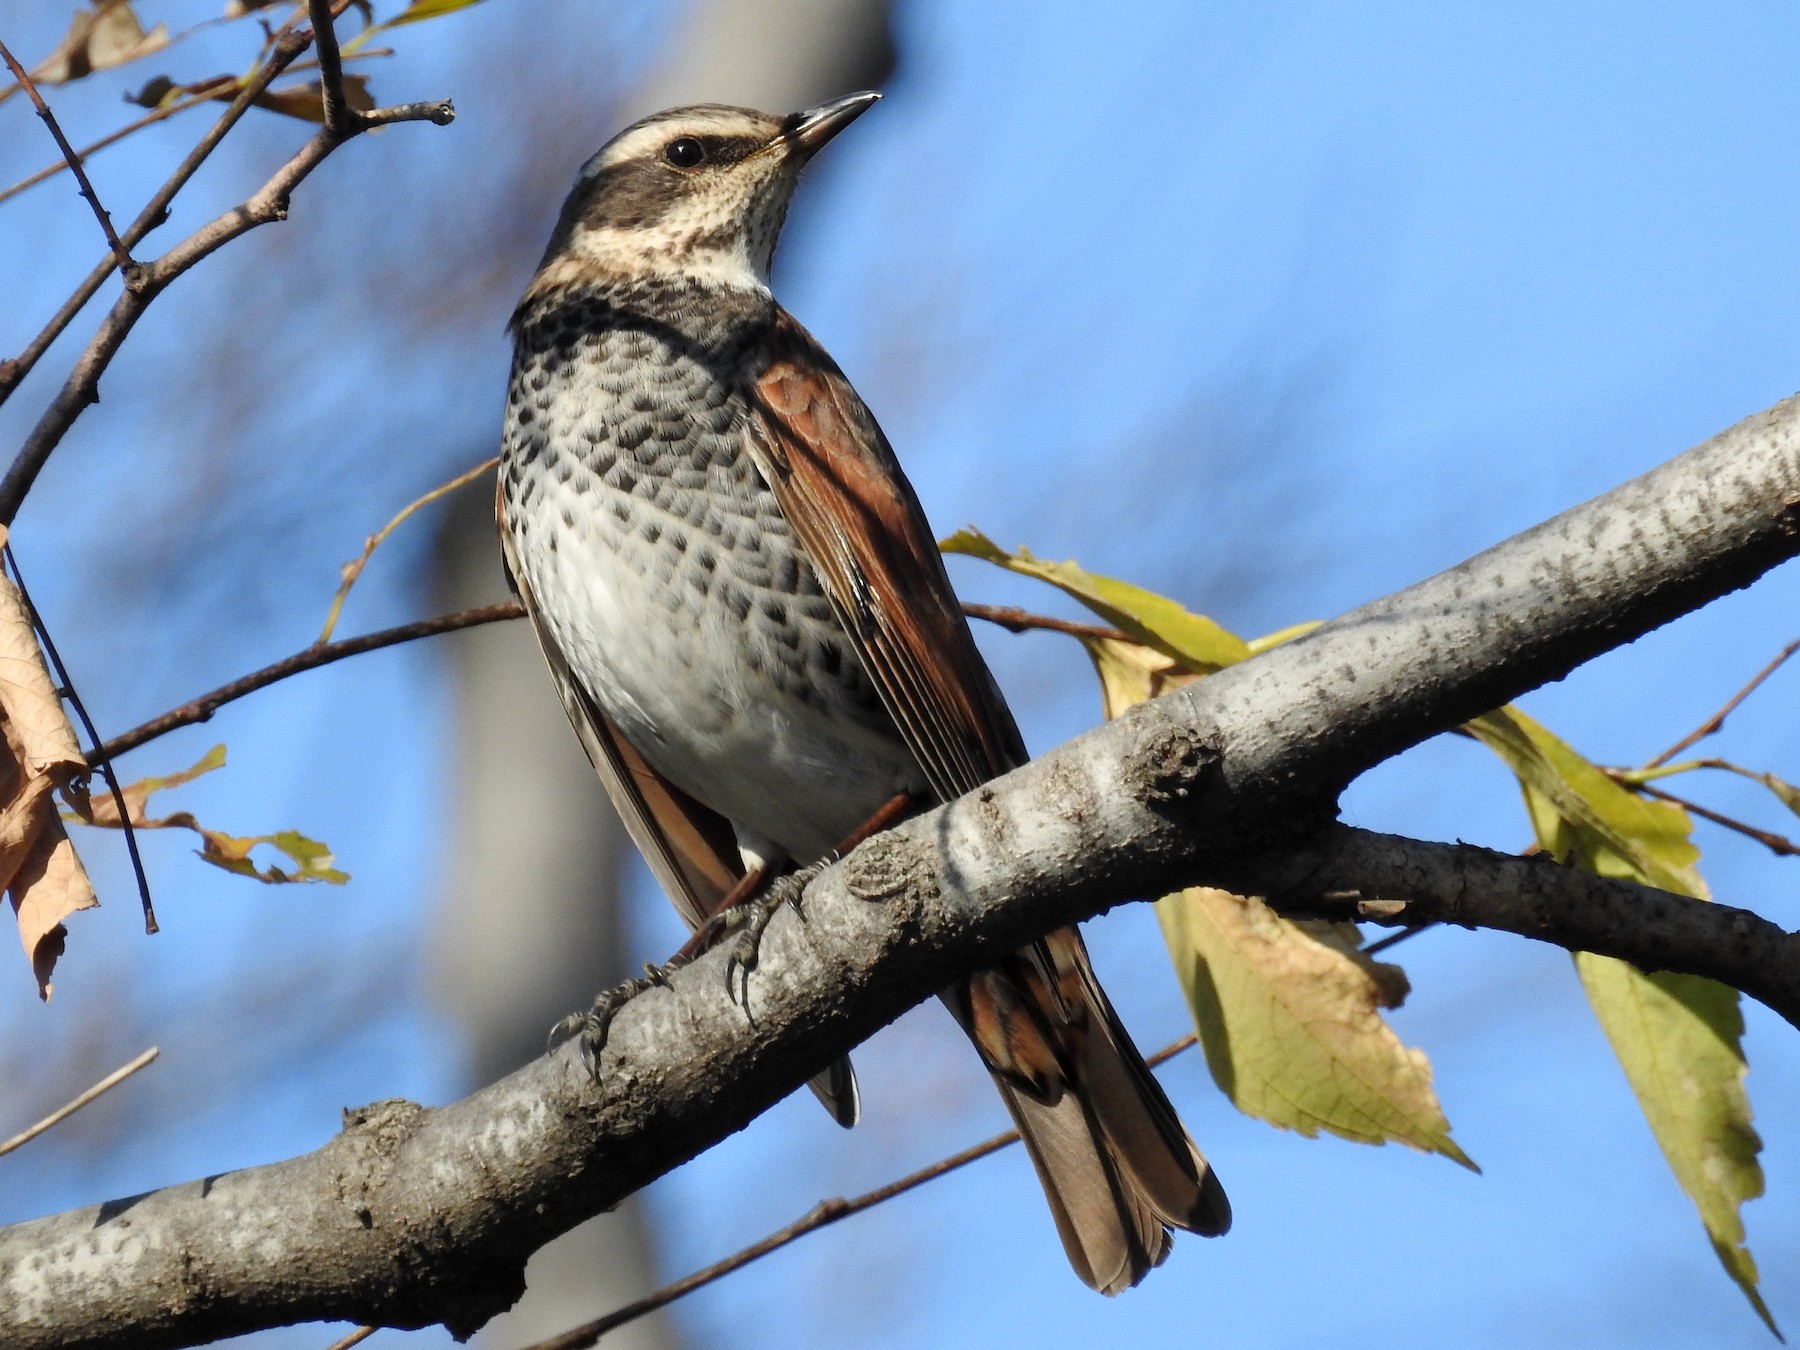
[530,92,880,296]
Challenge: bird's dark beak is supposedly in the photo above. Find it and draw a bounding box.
[789,91,881,156]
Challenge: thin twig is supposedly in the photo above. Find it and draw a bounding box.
[92,602,523,765]
[5,544,157,933]
[318,457,498,644]
[0,31,453,525]
[101,594,1107,766]
[0,1047,158,1158]
[306,0,361,133]
[0,36,134,274]
[0,46,395,212]
[321,1326,376,1350]
[0,20,313,410]
[1646,636,1800,768]
[961,601,1131,644]
[1632,780,1800,858]
[516,1035,1200,1350]
[0,86,226,210]
[1362,924,1428,956]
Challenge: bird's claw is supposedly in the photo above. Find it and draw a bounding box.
[551,958,684,1079]
[721,862,824,1006]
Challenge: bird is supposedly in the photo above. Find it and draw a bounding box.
[495,91,1230,1294]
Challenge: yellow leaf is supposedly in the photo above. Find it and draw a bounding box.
[1159,887,1474,1165]
[1082,636,1197,721]
[1082,618,1462,1163]
[1478,709,1774,1332]
[943,527,1250,672]
[341,0,489,54]
[74,745,349,886]
[378,0,489,27]
[1466,706,1703,896]
[1576,958,1776,1336]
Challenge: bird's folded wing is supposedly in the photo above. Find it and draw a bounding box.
[746,310,1228,1274]
[747,307,1029,802]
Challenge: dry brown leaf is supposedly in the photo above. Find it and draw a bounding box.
[22,3,170,91]
[0,564,97,999]
[252,75,375,123]
[77,744,349,885]
[0,581,84,782]
[10,818,97,1000]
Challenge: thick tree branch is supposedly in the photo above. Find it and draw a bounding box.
[2,393,1797,1348]
[1239,826,1800,1023]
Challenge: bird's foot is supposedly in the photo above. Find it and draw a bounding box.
[552,959,682,1079]
[722,860,825,1006]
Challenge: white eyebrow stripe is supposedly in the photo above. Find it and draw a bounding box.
[577,111,777,180]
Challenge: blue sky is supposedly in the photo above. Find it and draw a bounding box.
[1,3,1798,1347]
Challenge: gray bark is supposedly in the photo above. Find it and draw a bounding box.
[3,392,1797,1349]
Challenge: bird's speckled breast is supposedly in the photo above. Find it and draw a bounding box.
[499,280,921,864]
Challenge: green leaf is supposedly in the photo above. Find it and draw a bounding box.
[1576,957,1776,1337]
[1465,707,1703,896]
[1472,709,1774,1333]
[1158,887,1474,1166]
[197,827,349,885]
[943,527,1250,672]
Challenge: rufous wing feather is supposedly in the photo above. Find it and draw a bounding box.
[746,308,1227,1288]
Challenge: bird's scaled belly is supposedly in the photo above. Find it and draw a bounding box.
[526,489,917,864]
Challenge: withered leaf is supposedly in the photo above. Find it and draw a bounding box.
[0,564,96,999]
[19,3,170,93]
[76,744,349,885]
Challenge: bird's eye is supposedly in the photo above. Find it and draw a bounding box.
[664,137,706,168]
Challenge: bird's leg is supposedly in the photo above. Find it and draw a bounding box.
[669,862,775,965]
[552,958,680,1078]
[723,791,916,1005]
[553,856,784,1073]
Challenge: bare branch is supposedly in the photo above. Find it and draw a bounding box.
[0,23,311,408]
[1647,635,1800,768]
[92,602,522,765]
[0,1047,157,1158]
[306,0,360,134]
[962,601,1130,643]
[2,390,1797,1349]
[519,1033,1200,1350]
[0,85,223,209]
[0,36,134,273]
